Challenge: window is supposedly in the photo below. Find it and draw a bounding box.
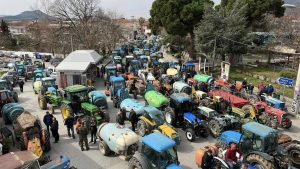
[73,75,81,85]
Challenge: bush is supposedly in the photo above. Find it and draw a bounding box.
[279,70,297,80]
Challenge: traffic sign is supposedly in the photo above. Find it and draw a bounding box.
[277,77,294,87]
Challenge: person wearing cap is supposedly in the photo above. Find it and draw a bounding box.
[43,111,53,133]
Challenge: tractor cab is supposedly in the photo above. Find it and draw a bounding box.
[104,66,117,86]
[144,48,150,56]
[24,58,33,65]
[15,64,25,76]
[181,62,196,80]
[112,50,119,57]
[64,85,89,103]
[40,77,58,94]
[132,132,182,169]
[150,53,158,64]
[129,60,142,75]
[33,70,46,82]
[125,55,135,65]
[113,56,123,65]
[173,81,192,95]
[34,60,44,69]
[168,93,193,125]
[109,76,125,98]
[0,79,13,91]
[139,55,149,66]
[219,122,278,155]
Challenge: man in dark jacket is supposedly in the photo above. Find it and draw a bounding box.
[242,78,247,89]
[78,123,89,151]
[65,117,75,139]
[51,117,59,143]
[201,149,213,169]
[19,80,24,92]
[89,116,97,144]
[43,111,53,133]
[116,110,125,127]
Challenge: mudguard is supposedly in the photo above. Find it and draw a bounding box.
[245,151,274,162]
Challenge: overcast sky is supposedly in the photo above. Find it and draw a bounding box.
[0,0,221,18]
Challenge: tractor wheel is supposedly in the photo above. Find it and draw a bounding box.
[246,154,275,169]
[19,136,26,151]
[99,141,110,156]
[137,120,148,137]
[286,143,300,168]
[42,130,51,152]
[199,125,209,138]
[281,118,292,129]
[164,107,175,125]
[128,156,150,169]
[61,105,73,120]
[185,128,196,142]
[38,95,47,110]
[209,120,222,138]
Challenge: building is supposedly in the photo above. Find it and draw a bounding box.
[56,50,103,88]
[8,21,32,36]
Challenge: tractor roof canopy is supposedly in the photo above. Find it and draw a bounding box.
[65,85,88,93]
[42,77,55,82]
[110,76,125,83]
[242,122,277,138]
[106,66,116,70]
[193,74,213,83]
[142,132,176,153]
[170,93,191,103]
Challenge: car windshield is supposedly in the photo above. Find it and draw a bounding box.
[43,80,55,86]
[264,133,277,152]
[153,113,165,126]
[114,59,122,64]
[179,102,192,112]
[161,148,177,167]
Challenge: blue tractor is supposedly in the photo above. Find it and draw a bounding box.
[129,132,183,169]
[217,122,300,169]
[129,60,142,76]
[183,112,209,142]
[104,66,117,86]
[181,62,196,81]
[15,63,25,77]
[109,76,126,107]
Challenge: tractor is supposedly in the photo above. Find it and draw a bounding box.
[196,106,240,138]
[136,106,181,145]
[129,132,183,169]
[2,74,18,87]
[34,60,45,69]
[0,150,71,169]
[182,112,209,142]
[166,93,193,126]
[0,80,18,102]
[172,81,192,95]
[181,62,196,81]
[259,94,286,110]
[0,90,15,113]
[1,103,24,125]
[104,66,117,86]
[126,77,146,99]
[139,55,149,68]
[15,63,26,77]
[60,85,109,124]
[216,122,300,169]
[113,56,124,73]
[129,60,142,76]
[24,65,34,81]
[13,112,51,158]
[144,84,174,121]
[108,76,126,106]
[37,78,62,114]
[33,70,47,86]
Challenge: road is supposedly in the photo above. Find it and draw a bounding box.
[3,63,300,169]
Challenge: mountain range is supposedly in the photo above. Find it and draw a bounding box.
[0,10,52,21]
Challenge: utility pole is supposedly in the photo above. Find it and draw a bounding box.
[212,36,217,69]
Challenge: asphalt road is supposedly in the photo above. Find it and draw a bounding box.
[3,63,300,169]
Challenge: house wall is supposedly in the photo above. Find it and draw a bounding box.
[57,71,89,88]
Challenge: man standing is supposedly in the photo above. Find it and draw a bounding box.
[130,109,137,132]
[116,110,125,127]
[78,123,89,151]
[51,117,59,143]
[201,149,214,169]
[242,78,247,89]
[225,143,242,169]
[89,116,97,144]
[100,65,105,79]
[65,117,75,139]
[43,111,53,133]
[18,80,24,93]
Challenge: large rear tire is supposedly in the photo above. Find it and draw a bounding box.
[137,120,148,136]
[246,154,275,169]
[38,95,47,110]
[128,156,150,169]
[209,120,223,138]
[164,107,175,125]
[42,130,51,152]
[19,136,26,151]
[99,141,110,156]
[286,143,300,168]
[60,104,73,120]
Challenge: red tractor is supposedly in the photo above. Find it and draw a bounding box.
[254,101,292,129]
[209,90,250,108]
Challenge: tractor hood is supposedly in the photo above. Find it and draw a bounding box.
[144,91,169,108]
[120,98,144,116]
[89,91,106,102]
[81,102,99,113]
[166,163,183,169]
[219,131,242,145]
[158,124,180,145]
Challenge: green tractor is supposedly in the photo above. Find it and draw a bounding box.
[37,77,62,114]
[60,85,109,124]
